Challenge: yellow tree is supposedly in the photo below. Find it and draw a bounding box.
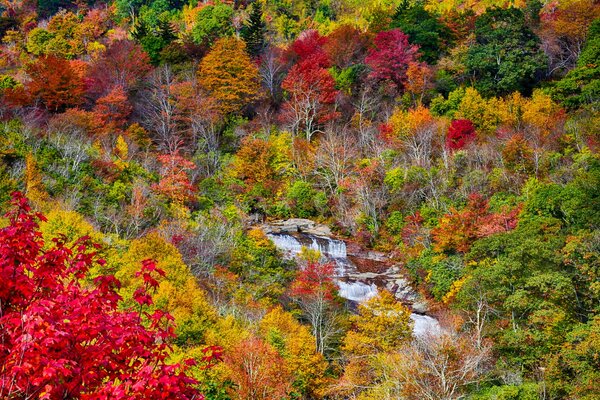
[335,291,413,398]
[114,232,217,345]
[260,306,328,398]
[198,37,260,115]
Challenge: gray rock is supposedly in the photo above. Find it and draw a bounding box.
[260,218,331,236]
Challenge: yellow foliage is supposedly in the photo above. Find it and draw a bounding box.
[454,87,502,135]
[260,307,329,396]
[24,154,48,210]
[246,228,274,249]
[114,232,216,343]
[389,105,435,140]
[442,276,468,304]
[40,208,101,244]
[342,290,412,356]
[198,37,260,115]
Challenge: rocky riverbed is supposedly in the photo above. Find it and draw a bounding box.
[260,219,441,336]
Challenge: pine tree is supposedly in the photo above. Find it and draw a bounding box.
[242,1,266,57]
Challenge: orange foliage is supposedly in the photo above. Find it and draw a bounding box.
[432,193,520,253]
[6,55,84,112]
[224,336,293,400]
[198,37,260,115]
[152,153,196,204]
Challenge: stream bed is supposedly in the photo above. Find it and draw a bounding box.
[266,232,442,337]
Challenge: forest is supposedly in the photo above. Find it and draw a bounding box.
[0,0,599,398]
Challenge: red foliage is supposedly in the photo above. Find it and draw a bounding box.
[365,29,419,94]
[152,153,197,204]
[432,193,520,253]
[289,262,337,301]
[280,54,339,137]
[6,55,85,112]
[93,85,132,135]
[289,29,329,67]
[86,40,151,97]
[323,24,370,68]
[446,119,476,151]
[0,193,204,399]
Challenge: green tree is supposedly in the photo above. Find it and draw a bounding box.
[241,1,267,57]
[551,18,600,110]
[191,3,234,47]
[391,0,451,64]
[466,7,547,96]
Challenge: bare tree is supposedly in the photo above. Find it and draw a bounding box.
[389,331,491,400]
[139,66,184,154]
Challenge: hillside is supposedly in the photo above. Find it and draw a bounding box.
[0,0,599,398]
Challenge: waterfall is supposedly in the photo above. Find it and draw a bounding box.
[410,314,443,337]
[266,233,347,259]
[266,230,442,338]
[337,281,378,302]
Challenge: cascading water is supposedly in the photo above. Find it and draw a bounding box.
[267,232,442,337]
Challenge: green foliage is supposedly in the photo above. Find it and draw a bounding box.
[191,3,234,46]
[287,180,326,218]
[551,19,600,110]
[241,1,267,57]
[466,7,547,96]
[391,0,451,64]
[26,28,54,55]
[471,383,541,400]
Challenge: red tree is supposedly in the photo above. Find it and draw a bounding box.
[323,24,370,68]
[93,85,132,136]
[365,29,419,94]
[446,119,476,151]
[86,40,151,97]
[152,153,197,204]
[6,56,85,112]
[281,54,339,140]
[289,262,339,354]
[0,193,207,399]
[288,29,329,66]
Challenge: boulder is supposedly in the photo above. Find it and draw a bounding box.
[260,218,331,236]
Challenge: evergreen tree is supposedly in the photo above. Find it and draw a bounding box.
[242,1,267,57]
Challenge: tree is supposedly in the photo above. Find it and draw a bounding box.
[198,37,260,115]
[191,2,234,47]
[540,0,600,74]
[365,29,419,95]
[466,7,547,96]
[241,1,266,57]
[93,85,132,137]
[9,55,84,112]
[86,39,151,97]
[432,193,519,254]
[335,291,413,398]
[550,19,600,110]
[446,119,476,151]
[343,290,413,356]
[289,262,340,354]
[323,24,370,69]
[259,307,328,397]
[0,193,203,399]
[392,0,451,63]
[152,152,197,205]
[224,336,293,400]
[390,332,491,400]
[281,53,339,140]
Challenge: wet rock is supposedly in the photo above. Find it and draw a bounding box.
[261,218,331,236]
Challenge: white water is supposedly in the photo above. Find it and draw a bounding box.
[410,314,443,337]
[267,233,347,259]
[267,232,442,337]
[337,280,378,302]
